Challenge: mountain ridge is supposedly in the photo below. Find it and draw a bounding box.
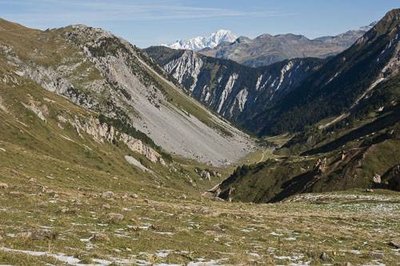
[145,46,324,131]
[0,19,255,166]
[199,25,374,67]
[163,29,237,51]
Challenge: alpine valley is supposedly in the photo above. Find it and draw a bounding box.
[0,7,400,266]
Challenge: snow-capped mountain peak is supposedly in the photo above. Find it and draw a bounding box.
[164,29,237,51]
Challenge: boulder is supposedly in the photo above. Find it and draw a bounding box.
[373,174,381,184]
[320,252,331,261]
[91,233,110,242]
[200,170,211,180]
[101,191,114,199]
[17,229,58,241]
[106,213,124,223]
[0,183,8,189]
[389,240,400,249]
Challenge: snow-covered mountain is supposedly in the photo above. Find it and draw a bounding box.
[164,29,237,51]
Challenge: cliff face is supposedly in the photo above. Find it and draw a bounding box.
[145,46,323,130]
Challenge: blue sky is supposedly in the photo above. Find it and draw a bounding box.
[1,0,399,47]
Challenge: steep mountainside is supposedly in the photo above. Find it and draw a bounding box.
[163,29,237,51]
[0,19,254,166]
[212,10,400,202]
[200,24,374,67]
[145,46,323,128]
[251,10,400,136]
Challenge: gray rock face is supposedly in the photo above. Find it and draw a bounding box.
[62,25,255,166]
[1,22,255,166]
[145,46,323,131]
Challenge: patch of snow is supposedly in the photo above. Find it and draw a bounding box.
[165,29,237,51]
[154,231,175,236]
[155,250,172,258]
[0,247,82,265]
[187,259,228,266]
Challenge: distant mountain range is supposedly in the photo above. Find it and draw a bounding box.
[163,29,237,51]
[162,23,376,67]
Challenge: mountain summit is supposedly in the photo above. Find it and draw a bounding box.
[164,29,237,51]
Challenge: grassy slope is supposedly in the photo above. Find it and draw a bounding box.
[1,79,399,264]
[218,111,400,203]
[1,19,400,265]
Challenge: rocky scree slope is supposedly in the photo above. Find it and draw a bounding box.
[145,46,323,131]
[200,24,374,67]
[0,19,254,166]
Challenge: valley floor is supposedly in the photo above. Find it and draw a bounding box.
[1,167,400,265]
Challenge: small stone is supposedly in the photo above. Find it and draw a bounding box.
[127,225,140,231]
[46,190,57,197]
[366,189,374,193]
[320,252,330,261]
[16,231,33,240]
[180,194,187,200]
[18,229,58,241]
[389,240,400,249]
[200,170,211,180]
[130,193,139,199]
[371,251,384,259]
[122,194,129,200]
[106,213,124,223]
[101,191,114,199]
[150,224,159,230]
[373,174,381,184]
[32,229,58,241]
[91,233,109,242]
[102,203,111,210]
[0,183,8,189]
